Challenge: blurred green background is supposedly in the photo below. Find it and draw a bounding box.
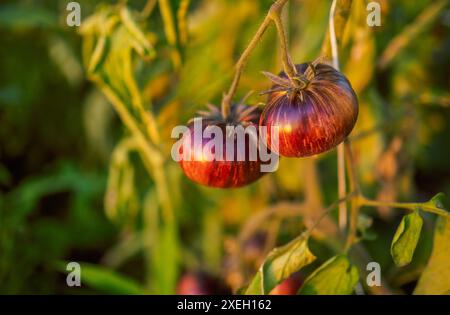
[0,0,449,294]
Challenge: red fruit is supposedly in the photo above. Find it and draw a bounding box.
[176,272,230,295]
[260,62,358,157]
[178,103,267,188]
[269,273,303,295]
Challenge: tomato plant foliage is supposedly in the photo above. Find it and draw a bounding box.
[1,0,450,295]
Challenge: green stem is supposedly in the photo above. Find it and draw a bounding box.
[158,0,182,69]
[269,9,298,84]
[93,78,174,222]
[221,0,290,118]
[328,0,348,234]
[177,0,191,46]
[344,140,360,249]
[359,196,450,219]
[320,0,353,61]
[140,0,157,19]
[309,191,358,232]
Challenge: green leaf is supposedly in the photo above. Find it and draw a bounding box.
[0,4,57,29]
[143,190,179,294]
[298,255,359,295]
[104,137,139,226]
[427,192,446,211]
[244,233,316,295]
[87,35,109,74]
[56,262,145,294]
[414,217,450,294]
[120,7,156,59]
[390,210,423,267]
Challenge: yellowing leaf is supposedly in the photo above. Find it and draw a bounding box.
[104,137,139,226]
[390,210,423,267]
[298,255,359,295]
[426,192,446,211]
[120,7,155,59]
[414,217,450,294]
[244,233,316,295]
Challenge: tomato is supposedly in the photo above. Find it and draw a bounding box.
[260,63,358,157]
[270,273,303,295]
[177,271,230,295]
[178,104,268,188]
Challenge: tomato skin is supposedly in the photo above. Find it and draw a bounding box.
[176,272,230,295]
[260,63,358,158]
[269,274,303,295]
[178,105,267,188]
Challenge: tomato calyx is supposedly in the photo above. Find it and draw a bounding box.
[190,98,261,128]
[260,61,319,101]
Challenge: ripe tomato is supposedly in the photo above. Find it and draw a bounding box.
[270,273,303,295]
[260,63,358,157]
[176,271,230,295]
[178,104,268,188]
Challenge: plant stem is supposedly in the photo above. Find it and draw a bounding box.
[158,0,182,69]
[270,11,298,84]
[337,144,347,232]
[344,140,361,249]
[221,0,290,118]
[327,0,348,233]
[93,78,175,222]
[140,0,157,19]
[328,0,340,69]
[177,0,191,46]
[320,0,353,61]
[344,140,360,192]
[309,191,357,232]
[359,196,450,219]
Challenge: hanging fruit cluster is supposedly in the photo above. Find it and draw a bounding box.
[177,4,359,188]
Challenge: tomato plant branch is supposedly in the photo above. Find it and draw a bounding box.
[177,0,191,46]
[238,201,304,243]
[337,145,347,231]
[344,140,360,193]
[320,0,353,61]
[328,0,340,70]
[358,196,450,219]
[221,0,290,118]
[158,0,182,69]
[344,140,361,249]
[309,191,357,233]
[327,0,348,233]
[269,10,298,84]
[140,0,157,19]
[92,78,174,223]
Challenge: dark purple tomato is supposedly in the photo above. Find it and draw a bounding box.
[260,63,358,157]
[178,104,267,188]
